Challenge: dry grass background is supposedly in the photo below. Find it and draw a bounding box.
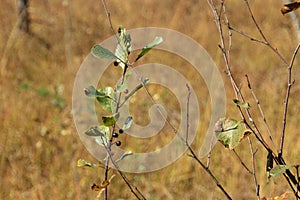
[0,0,300,199]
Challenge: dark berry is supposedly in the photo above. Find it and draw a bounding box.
[124,89,129,94]
[114,61,119,66]
[119,129,124,134]
[112,132,119,138]
[115,141,121,146]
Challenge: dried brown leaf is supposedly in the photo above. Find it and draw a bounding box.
[281,1,300,15]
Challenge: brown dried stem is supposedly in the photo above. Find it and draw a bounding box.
[243,0,289,67]
[208,0,299,195]
[248,138,260,200]
[245,74,277,151]
[207,0,270,150]
[279,43,300,158]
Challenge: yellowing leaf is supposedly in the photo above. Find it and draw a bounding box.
[91,175,115,192]
[238,129,252,142]
[77,159,97,168]
[214,117,248,150]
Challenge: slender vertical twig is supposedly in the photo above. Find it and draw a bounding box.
[296,165,299,198]
[248,138,260,200]
[185,84,190,145]
[279,43,300,158]
[100,0,119,43]
[245,74,277,151]
[208,0,300,196]
[207,0,270,151]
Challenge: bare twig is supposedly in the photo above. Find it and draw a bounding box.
[232,149,253,174]
[208,0,300,196]
[296,165,299,198]
[227,25,267,45]
[187,145,232,199]
[104,144,146,200]
[279,42,300,158]
[207,0,270,151]
[248,138,260,200]
[100,0,119,43]
[243,0,289,67]
[245,74,277,151]
[185,84,232,199]
[185,84,191,145]
[240,4,299,193]
[104,156,109,199]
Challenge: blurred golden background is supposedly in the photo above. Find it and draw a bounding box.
[0,0,299,199]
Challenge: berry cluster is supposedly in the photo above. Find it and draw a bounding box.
[112,129,124,146]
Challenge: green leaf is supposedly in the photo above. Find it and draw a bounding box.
[85,126,105,137]
[102,113,120,126]
[88,125,110,146]
[214,117,249,150]
[97,87,117,113]
[84,86,116,113]
[233,99,250,108]
[135,36,163,61]
[267,165,295,180]
[115,26,132,69]
[122,116,133,130]
[85,126,111,147]
[116,71,132,93]
[77,159,97,168]
[91,44,117,60]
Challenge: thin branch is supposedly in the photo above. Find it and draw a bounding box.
[185,84,191,145]
[227,25,267,45]
[278,43,300,157]
[233,149,253,174]
[187,146,232,199]
[100,0,119,43]
[279,42,300,158]
[243,0,267,42]
[208,0,270,151]
[248,138,260,200]
[104,157,109,199]
[296,165,299,198]
[104,145,146,200]
[185,84,232,199]
[208,0,300,195]
[243,0,289,67]
[245,74,277,151]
